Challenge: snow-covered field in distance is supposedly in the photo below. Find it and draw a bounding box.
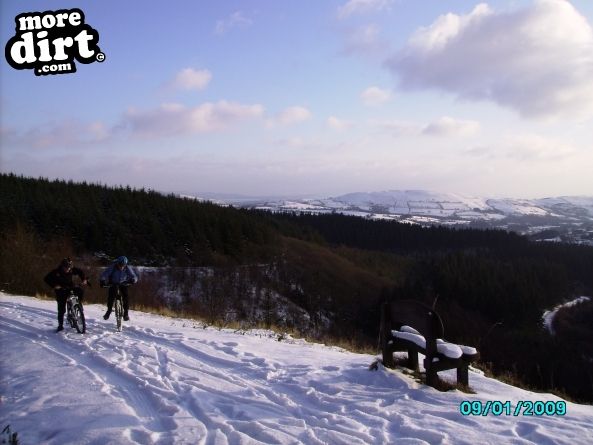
[185,189,593,245]
[249,190,593,221]
[1,293,592,445]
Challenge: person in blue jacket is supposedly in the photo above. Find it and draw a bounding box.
[100,256,138,321]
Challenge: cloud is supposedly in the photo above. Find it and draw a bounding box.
[2,101,265,147]
[387,0,593,119]
[170,68,212,91]
[2,120,110,149]
[465,134,578,161]
[373,119,422,136]
[504,134,578,161]
[338,0,392,19]
[215,11,253,35]
[268,106,312,127]
[422,116,480,137]
[327,116,353,130]
[374,116,479,137]
[360,86,392,106]
[0,126,17,142]
[342,24,389,56]
[122,101,264,138]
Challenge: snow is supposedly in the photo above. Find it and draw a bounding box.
[458,345,478,356]
[400,325,420,335]
[542,296,591,335]
[408,216,442,224]
[331,191,495,217]
[368,214,399,221]
[2,293,593,445]
[391,331,464,359]
[535,197,593,217]
[486,199,549,217]
[230,191,593,236]
[264,201,328,211]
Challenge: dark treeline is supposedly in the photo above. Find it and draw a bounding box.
[0,173,276,265]
[270,212,528,253]
[273,211,593,323]
[1,173,592,402]
[272,211,593,290]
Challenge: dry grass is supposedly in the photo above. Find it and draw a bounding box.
[131,304,187,319]
[473,361,577,402]
[303,334,377,354]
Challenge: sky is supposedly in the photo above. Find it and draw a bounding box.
[1,0,592,198]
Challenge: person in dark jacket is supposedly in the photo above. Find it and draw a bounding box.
[44,257,88,332]
[100,256,138,321]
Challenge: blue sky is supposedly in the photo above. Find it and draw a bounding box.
[1,0,592,198]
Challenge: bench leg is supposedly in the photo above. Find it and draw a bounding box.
[407,349,418,371]
[426,368,438,387]
[457,365,469,386]
[382,348,395,368]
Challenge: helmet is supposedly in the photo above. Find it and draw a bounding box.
[61,257,73,269]
[115,256,128,266]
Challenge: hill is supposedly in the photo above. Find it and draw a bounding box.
[229,190,593,245]
[1,293,592,445]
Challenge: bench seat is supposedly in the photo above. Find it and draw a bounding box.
[381,301,479,387]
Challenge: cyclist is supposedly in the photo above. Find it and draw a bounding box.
[44,257,88,332]
[100,256,138,321]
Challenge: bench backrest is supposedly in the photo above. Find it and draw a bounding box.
[382,300,444,340]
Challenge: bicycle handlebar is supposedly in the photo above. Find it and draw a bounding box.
[100,281,134,288]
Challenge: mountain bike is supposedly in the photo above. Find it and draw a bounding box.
[66,289,86,334]
[113,284,125,332]
[102,282,131,332]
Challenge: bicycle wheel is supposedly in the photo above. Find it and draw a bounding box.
[73,304,86,334]
[115,298,123,332]
[67,303,75,328]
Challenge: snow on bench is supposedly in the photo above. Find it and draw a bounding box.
[391,330,464,359]
[380,301,479,388]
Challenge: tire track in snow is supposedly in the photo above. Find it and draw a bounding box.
[124,326,279,444]
[123,325,395,444]
[1,299,421,444]
[123,326,328,444]
[2,300,356,443]
[0,305,194,443]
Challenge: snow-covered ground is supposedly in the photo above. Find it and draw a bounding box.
[1,293,592,445]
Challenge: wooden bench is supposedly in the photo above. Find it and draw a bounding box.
[380,300,479,387]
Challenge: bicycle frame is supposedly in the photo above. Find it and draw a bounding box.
[66,291,85,334]
[114,286,124,332]
[66,294,79,310]
[102,282,130,332]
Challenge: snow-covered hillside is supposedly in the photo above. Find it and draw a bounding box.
[542,296,591,335]
[216,190,593,245]
[248,191,593,221]
[1,293,592,445]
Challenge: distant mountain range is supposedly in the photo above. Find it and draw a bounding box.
[188,190,593,245]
